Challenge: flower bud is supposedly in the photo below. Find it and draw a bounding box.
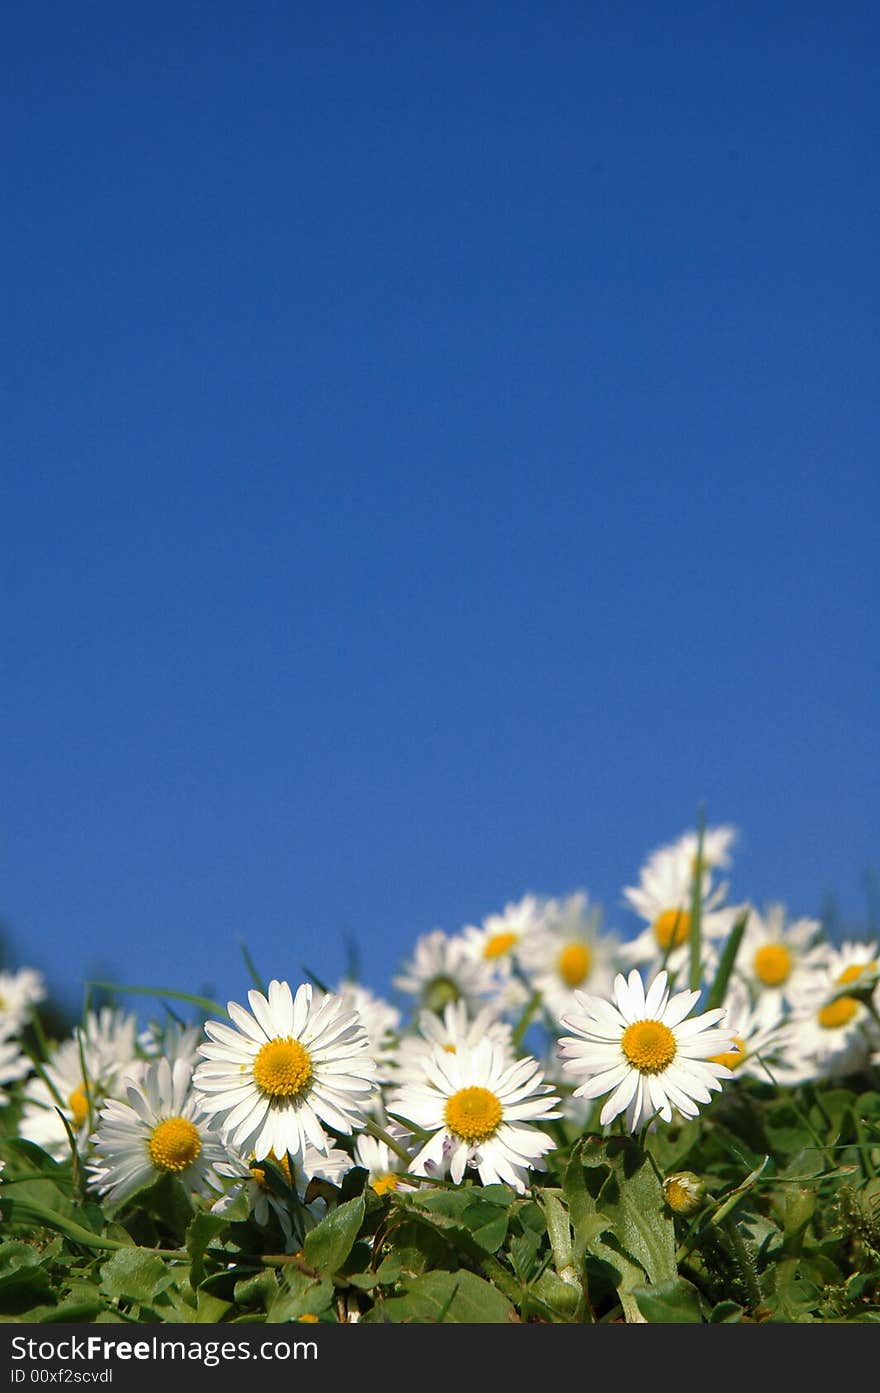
[663,1171,705,1215]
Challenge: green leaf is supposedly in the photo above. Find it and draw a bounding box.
[99,1249,176,1305]
[634,1276,705,1323]
[302,1195,365,1276]
[266,1269,334,1322]
[366,1269,516,1323]
[186,1211,231,1289]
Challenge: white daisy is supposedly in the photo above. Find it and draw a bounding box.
[558,969,735,1132]
[137,1019,204,1076]
[395,1000,514,1087]
[393,929,497,1016]
[321,981,400,1084]
[390,1039,561,1194]
[192,979,377,1163]
[620,835,740,980]
[213,1142,354,1248]
[705,984,789,1084]
[461,893,545,964]
[516,892,619,1025]
[88,1058,227,1205]
[773,946,880,1085]
[354,1125,416,1197]
[734,903,828,1008]
[0,1035,31,1103]
[18,1010,141,1161]
[0,968,47,1039]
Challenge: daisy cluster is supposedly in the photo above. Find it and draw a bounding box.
[1,824,878,1248]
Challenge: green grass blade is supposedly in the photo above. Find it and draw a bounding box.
[705,908,750,1011]
[86,982,225,1016]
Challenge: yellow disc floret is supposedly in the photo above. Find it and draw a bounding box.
[837,961,877,985]
[818,997,858,1030]
[557,942,592,987]
[621,1020,677,1074]
[68,1085,90,1129]
[148,1116,202,1172]
[483,932,518,960]
[371,1173,400,1196]
[653,909,691,951]
[753,944,792,987]
[253,1038,313,1099]
[444,1086,503,1143]
[711,1035,746,1071]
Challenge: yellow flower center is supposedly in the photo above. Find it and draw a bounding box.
[442,1043,457,1053]
[836,961,878,985]
[371,1173,400,1196]
[557,942,592,987]
[818,997,858,1030]
[621,1020,677,1074]
[68,1085,90,1129]
[753,944,792,987]
[483,932,518,960]
[252,1038,313,1099]
[653,908,691,951]
[444,1085,503,1143]
[711,1035,746,1071]
[148,1116,202,1172]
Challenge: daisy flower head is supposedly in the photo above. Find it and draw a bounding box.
[734,903,828,1008]
[392,929,497,1017]
[620,837,740,980]
[390,1039,561,1194]
[395,999,514,1086]
[18,1010,141,1161]
[0,968,47,1039]
[322,981,400,1084]
[193,979,377,1163]
[213,1141,354,1249]
[516,891,619,1026]
[774,949,880,1085]
[558,969,735,1133]
[705,983,788,1085]
[354,1124,416,1197]
[89,1057,227,1206]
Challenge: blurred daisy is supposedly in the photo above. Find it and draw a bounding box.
[354,1125,416,1197]
[461,894,545,965]
[0,1036,31,1103]
[0,968,46,1039]
[390,1039,561,1193]
[558,969,735,1132]
[137,1019,204,1076]
[395,1000,513,1086]
[620,834,739,980]
[734,904,828,1008]
[89,1058,227,1205]
[516,892,619,1025]
[213,1142,353,1248]
[706,984,788,1084]
[774,942,880,1084]
[322,981,400,1084]
[775,986,874,1085]
[193,979,377,1162]
[18,1010,141,1161]
[393,929,497,1016]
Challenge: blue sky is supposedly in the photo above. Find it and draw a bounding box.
[2,2,878,1023]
